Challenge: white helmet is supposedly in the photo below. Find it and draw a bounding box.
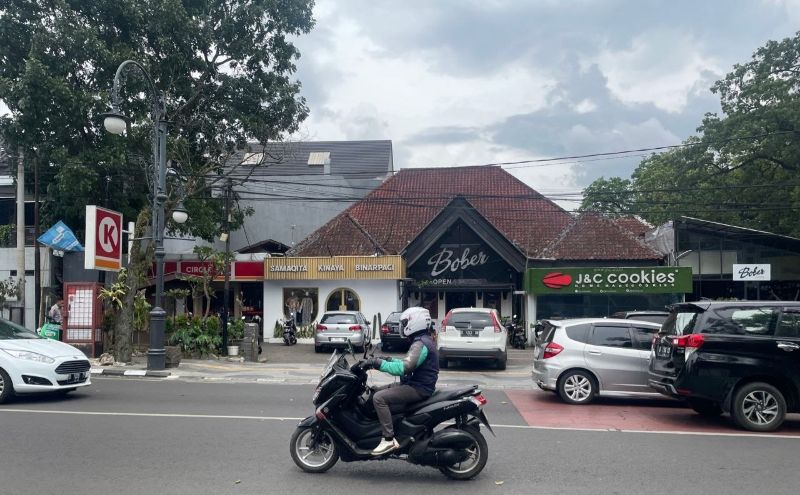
[400,307,431,337]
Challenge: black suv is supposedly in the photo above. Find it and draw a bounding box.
[649,301,800,432]
[610,310,670,326]
[379,311,408,352]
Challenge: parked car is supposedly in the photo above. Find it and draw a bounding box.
[379,311,409,352]
[0,317,91,404]
[314,311,372,353]
[438,308,507,370]
[649,300,800,432]
[610,310,670,326]
[532,318,662,404]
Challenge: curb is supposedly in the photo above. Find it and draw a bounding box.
[91,368,172,378]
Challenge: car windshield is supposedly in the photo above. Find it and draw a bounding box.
[321,313,357,324]
[0,318,41,340]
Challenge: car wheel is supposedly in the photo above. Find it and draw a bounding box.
[0,367,15,404]
[439,358,449,369]
[557,370,596,405]
[732,382,787,432]
[496,352,507,371]
[382,342,391,352]
[314,345,324,354]
[688,398,722,417]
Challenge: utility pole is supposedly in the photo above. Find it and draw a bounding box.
[34,155,41,329]
[15,149,25,326]
[221,179,232,352]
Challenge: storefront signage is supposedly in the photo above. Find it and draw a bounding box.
[525,267,693,295]
[428,245,489,277]
[732,264,771,281]
[264,256,405,280]
[84,205,123,272]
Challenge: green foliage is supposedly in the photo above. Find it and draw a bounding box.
[98,269,129,310]
[133,290,151,333]
[272,320,316,339]
[0,0,314,239]
[581,32,800,236]
[167,315,222,358]
[228,317,246,341]
[0,277,20,306]
[0,224,14,247]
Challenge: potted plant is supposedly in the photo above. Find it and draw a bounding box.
[227,316,246,356]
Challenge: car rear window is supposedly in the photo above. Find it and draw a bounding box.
[321,313,357,324]
[449,312,493,329]
[627,314,668,325]
[565,323,591,343]
[384,313,401,323]
[662,310,701,336]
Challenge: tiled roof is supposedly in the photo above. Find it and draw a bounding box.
[541,212,662,260]
[290,166,663,262]
[612,216,653,239]
[291,166,572,257]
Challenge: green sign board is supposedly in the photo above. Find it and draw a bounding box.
[525,266,693,295]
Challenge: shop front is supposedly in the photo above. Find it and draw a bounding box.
[402,205,527,323]
[263,255,405,338]
[524,266,694,324]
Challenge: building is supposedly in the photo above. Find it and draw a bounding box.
[276,166,680,337]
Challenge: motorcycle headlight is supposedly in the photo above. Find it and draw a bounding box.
[0,349,55,364]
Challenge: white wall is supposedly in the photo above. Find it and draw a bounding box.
[0,247,51,329]
[263,279,401,332]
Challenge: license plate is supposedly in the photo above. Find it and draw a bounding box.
[461,330,479,338]
[67,372,87,383]
[331,337,346,343]
[655,345,672,358]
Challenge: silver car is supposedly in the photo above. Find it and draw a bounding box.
[532,318,662,404]
[314,311,372,353]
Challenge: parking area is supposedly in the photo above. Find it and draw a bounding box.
[505,389,800,436]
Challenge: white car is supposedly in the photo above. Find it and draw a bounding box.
[0,317,91,404]
[437,307,508,370]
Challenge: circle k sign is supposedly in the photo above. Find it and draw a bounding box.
[84,205,123,271]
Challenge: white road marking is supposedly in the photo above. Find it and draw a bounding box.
[1,408,798,439]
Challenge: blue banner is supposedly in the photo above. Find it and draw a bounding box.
[38,221,84,252]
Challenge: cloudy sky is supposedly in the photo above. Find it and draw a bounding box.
[293,0,800,207]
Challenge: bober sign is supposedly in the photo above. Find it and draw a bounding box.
[84,205,123,272]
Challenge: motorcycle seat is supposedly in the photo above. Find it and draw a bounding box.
[403,385,479,413]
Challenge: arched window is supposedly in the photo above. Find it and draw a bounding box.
[326,288,360,311]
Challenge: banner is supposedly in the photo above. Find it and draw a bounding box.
[525,266,693,295]
[37,221,84,252]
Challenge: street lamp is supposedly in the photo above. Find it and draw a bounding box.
[103,59,183,370]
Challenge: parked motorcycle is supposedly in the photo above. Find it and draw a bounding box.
[282,313,298,346]
[289,346,493,480]
[506,315,526,349]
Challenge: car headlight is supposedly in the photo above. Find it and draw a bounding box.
[0,349,55,364]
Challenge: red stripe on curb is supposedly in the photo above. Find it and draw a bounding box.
[504,389,800,435]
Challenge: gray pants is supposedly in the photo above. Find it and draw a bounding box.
[372,383,426,438]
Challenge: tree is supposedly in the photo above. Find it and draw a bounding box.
[582,31,800,237]
[0,0,314,361]
[579,177,635,215]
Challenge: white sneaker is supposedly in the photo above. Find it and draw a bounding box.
[371,438,399,455]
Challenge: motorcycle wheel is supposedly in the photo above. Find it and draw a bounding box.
[438,426,488,480]
[290,426,339,473]
[289,335,297,345]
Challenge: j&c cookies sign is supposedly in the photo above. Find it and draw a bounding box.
[525,267,693,295]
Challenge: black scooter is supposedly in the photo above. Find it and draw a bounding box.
[289,346,493,480]
[505,316,527,349]
[283,313,298,346]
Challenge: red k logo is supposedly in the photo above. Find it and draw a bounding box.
[542,272,572,289]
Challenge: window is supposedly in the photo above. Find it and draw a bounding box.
[565,323,591,344]
[0,318,39,340]
[632,326,658,350]
[326,288,360,312]
[449,312,493,330]
[320,313,357,324]
[283,288,318,326]
[704,307,778,336]
[776,312,800,338]
[591,326,633,348]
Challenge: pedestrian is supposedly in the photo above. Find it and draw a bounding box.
[48,299,63,325]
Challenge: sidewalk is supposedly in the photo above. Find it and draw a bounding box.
[90,343,536,389]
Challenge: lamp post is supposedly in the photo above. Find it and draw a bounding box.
[102,60,188,370]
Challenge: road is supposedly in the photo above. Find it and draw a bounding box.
[0,376,797,495]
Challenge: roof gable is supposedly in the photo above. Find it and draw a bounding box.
[542,212,662,260]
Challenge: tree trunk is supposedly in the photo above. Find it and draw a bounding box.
[113,210,152,363]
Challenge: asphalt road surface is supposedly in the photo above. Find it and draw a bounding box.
[1,377,797,495]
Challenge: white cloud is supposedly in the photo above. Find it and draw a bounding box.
[594,29,722,113]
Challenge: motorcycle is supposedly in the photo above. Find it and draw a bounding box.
[289,346,493,480]
[506,315,526,349]
[282,314,298,346]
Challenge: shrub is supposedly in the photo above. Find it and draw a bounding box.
[168,315,221,358]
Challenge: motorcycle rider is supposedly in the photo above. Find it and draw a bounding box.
[359,306,439,456]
